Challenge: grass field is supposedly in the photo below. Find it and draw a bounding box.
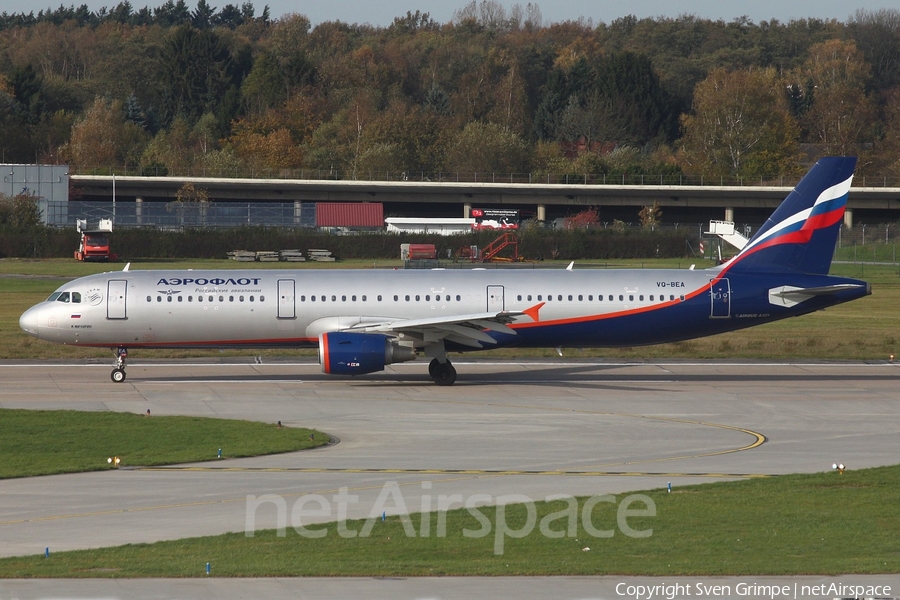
[0,408,329,479]
[2,257,897,361]
[0,464,897,577]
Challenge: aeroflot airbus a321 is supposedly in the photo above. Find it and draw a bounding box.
[20,157,871,385]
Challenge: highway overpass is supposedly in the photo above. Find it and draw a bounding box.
[70,174,900,227]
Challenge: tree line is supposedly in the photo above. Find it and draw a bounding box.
[2,0,900,183]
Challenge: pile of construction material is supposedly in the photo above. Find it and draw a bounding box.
[280,249,306,262]
[227,249,335,262]
[226,250,257,262]
[307,249,335,262]
[256,251,280,262]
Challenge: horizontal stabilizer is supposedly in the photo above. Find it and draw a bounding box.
[769,284,869,308]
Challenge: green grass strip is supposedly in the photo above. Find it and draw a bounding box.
[0,409,329,479]
[1,464,898,577]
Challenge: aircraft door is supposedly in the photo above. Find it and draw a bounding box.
[107,280,127,320]
[710,278,731,318]
[277,279,296,319]
[487,285,505,312]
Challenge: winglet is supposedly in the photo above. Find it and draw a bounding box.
[523,302,545,322]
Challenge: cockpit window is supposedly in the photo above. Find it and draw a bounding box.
[55,292,71,303]
[47,292,62,302]
[71,292,81,303]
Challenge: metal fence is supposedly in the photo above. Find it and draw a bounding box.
[43,200,318,229]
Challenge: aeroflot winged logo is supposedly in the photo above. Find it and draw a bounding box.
[156,277,263,286]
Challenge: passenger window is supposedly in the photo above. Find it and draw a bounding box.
[568,295,573,301]
[639,295,644,301]
[557,295,562,301]
[146,296,152,302]
[527,295,532,301]
[456,295,461,301]
[405,295,410,301]
[342,295,346,302]
[198,296,203,303]
[378,295,382,301]
[362,295,367,301]
[260,296,265,302]
[578,295,583,301]
[178,296,183,302]
[629,295,634,301]
[588,295,593,301]
[239,296,244,302]
[208,296,213,302]
[619,295,623,301]
[311,296,316,302]
[250,296,255,302]
[219,296,224,302]
[352,295,357,301]
[608,295,613,301]
[331,295,336,302]
[157,296,162,302]
[167,296,172,302]
[416,295,420,301]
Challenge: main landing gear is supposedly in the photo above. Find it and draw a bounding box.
[111,347,128,383]
[428,358,457,386]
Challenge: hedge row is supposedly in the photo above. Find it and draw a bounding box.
[0,227,698,261]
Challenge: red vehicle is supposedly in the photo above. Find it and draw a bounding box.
[75,219,117,261]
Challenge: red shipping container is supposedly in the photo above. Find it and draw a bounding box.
[316,202,384,227]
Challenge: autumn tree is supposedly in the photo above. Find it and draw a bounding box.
[65,97,149,168]
[227,115,303,172]
[792,39,876,156]
[678,67,799,178]
[0,193,43,228]
[443,121,530,174]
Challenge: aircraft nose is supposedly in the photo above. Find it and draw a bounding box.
[19,306,40,337]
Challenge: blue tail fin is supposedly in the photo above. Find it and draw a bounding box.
[724,157,856,275]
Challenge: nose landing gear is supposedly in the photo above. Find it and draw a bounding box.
[111,347,128,383]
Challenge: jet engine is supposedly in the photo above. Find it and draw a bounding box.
[318,332,416,375]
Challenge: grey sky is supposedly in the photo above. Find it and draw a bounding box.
[4,0,894,25]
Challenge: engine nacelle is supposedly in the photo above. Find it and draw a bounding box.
[318,332,416,375]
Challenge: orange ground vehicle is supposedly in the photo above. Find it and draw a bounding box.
[75,219,118,261]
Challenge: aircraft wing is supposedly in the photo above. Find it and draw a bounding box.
[345,310,526,348]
